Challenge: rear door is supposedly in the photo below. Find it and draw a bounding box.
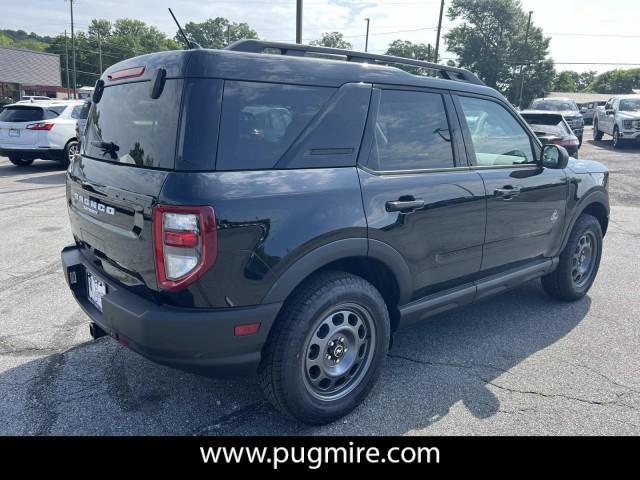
[359,87,486,299]
[68,78,187,291]
[454,93,568,271]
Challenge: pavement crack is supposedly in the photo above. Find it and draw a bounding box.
[387,352,512,375]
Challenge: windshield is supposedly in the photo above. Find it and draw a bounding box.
[84,80,182,169]
[619,98,640,111]
[522,114,571,136]
[530,99,579,112]
[0,106,44,122]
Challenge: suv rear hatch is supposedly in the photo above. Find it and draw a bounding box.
[0,105,55,146]
[67,68,185,294]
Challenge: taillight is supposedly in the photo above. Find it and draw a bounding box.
[153,205,217,291]
[555,138,579,147]
[26,122,54,131]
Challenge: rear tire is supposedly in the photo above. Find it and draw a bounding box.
[8,156,34,167]
[593,121,603,141]
[61,140,79,168]
[258,270,390,425]
[542,214,602,301]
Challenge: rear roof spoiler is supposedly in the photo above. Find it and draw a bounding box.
[226,39,485,86]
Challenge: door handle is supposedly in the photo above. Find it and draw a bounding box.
[494,186,521,199]
[385,198,425,213]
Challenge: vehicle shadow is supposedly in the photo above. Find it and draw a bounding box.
[0,159,66,179]
[0,280,589,435]
[584,138,640,153]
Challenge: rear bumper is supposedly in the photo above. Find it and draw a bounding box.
[61,245,282,376]
[0,146,64,160]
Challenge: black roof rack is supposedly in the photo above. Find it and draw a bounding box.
[226,40,485,86]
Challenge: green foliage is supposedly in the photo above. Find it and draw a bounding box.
[585,69,640,94]
[385,39,437,74]
[179,18,258,49]
[444,0,555,107]
[552,70,597,92]
[0,29,50,51]
[310,32,352,49]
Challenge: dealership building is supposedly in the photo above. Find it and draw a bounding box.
[0,46,63,104]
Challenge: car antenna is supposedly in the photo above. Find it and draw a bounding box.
[168,8,201,49]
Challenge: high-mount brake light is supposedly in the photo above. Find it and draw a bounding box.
[107,66,145,81]
[153,205,217,291]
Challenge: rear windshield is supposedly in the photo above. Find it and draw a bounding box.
[530,99,579,112]
[522,115,571,135]
[84,80,182,169]
[0,106,44,122]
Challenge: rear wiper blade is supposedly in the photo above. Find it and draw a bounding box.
[91,141,120,159]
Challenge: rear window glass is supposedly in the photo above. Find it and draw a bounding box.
[84,80,182,169]
[369,90,454,171]
[216,81,334,170]
[522,115,571,135]
[0,106,44,122]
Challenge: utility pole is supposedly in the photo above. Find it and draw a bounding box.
[64,30,71,99]
[226,24,231,46]
[427,43,432,62]
[364,18,370,52]
[518,11,533,108]
[68,0,77,99]
[296,0,303,44]
[97,30,103,75]
[434,0,445,63]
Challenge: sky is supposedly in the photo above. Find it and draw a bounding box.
[2,0,639,73]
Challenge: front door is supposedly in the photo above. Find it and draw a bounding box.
[454,94,568,271]
[359,88,486,299]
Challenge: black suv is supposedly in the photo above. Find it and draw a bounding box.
[61,41,609,424]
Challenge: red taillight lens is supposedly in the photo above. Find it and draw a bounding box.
[153,205,217,292]
[26,122,54,131]
[554,138,579,147]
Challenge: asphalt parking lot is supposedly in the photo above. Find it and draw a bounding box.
[1,125,639,435]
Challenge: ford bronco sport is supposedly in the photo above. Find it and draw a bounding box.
[61,41,609,424]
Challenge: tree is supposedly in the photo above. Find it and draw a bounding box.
[46,18,180,89]
[310,32,352,49]
[586,68,640,94]
[552,70,579,92]
[386,39,436,62]
[444,0,555,107]
[179,18,258,49]
[577,71,596,91]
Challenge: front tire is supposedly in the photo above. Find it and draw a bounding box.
[8,156,34,167]
[612,126,622,149]
[258,270,390,424]
[542,214,603,301]
[61,140,79,168]
[593,121,603,141]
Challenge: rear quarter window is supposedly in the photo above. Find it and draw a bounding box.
[216,81,334,171]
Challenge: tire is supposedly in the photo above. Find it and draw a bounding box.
[542,214,603,301]
[258,270,391,424]
[593,120,603,141]
[612,126,622,149]
[8,156,34,167]
[61,140,79,168]
[577,134,583,147]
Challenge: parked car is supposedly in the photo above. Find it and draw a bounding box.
[0,100,84,167]
[60,41,609,424]
[593,95,640,148]
[75,99,92,147]
[580,101,607,125]
[520,110,580,158]
[529,98,584,145]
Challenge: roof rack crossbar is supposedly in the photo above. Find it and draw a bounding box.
[225,40,484,86]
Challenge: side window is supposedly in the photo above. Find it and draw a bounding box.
[217,81,334,171]
[369,90,454,171]
[70,105,82,119]
[44,106,65,119]
[458,96,535,166]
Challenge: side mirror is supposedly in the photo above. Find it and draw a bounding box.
[606,109,615,115]
[580,106,587,113]
[541,144,569,169]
